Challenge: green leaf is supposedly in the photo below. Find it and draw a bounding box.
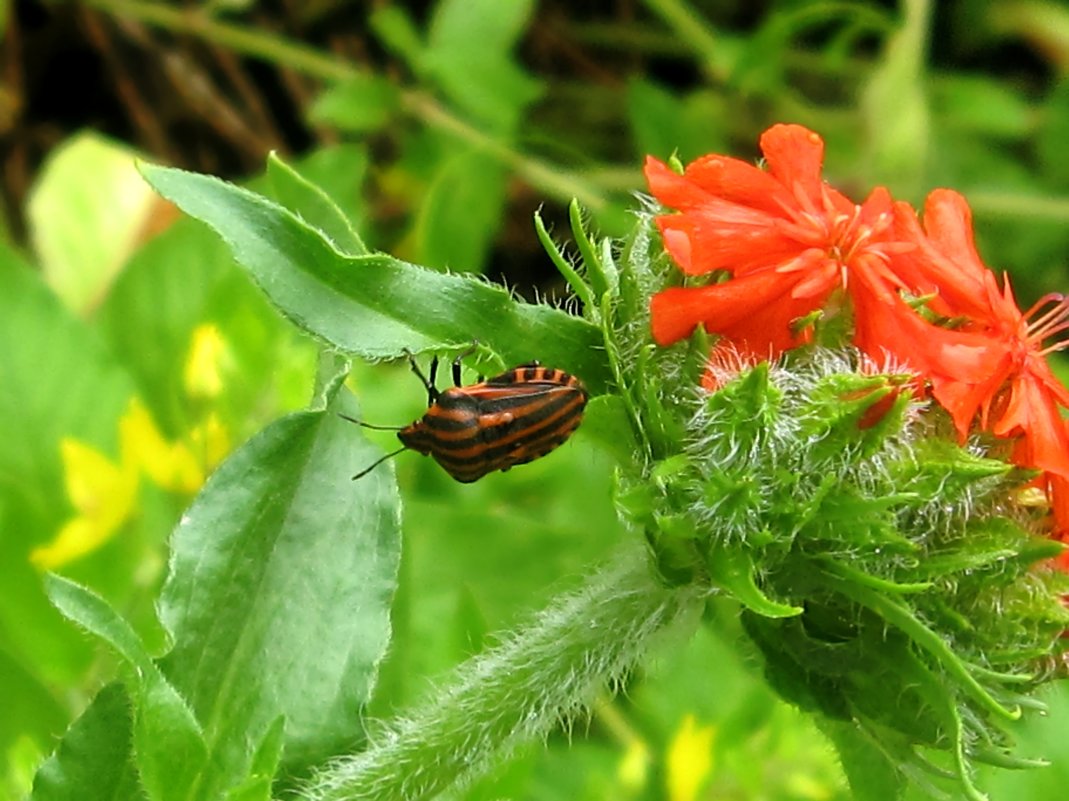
[0,245,132,504]
[266,153,368,256]
[820,718,906,801]
[369,5,424,69]
[157,387,402,793]
[308,72,400,136]
[134,671,209,801]
[415,149,506,271]
[30,682,140,801]
[626,78,729,162]
[95,213,311,439]
[424,0,543,133]
[283,145,370,224]
[581,396,638,467]
[27,131,157,314]
[140,164,610,392]
[44,574,155,674]
[741,611,851,721]
[223,716,286,801]
[44,575,208,801]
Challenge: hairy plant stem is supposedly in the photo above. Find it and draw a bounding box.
[299,550,704,801]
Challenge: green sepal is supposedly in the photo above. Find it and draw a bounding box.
[597,235,620,299]
[971,749,1050,770]
[795,372,910,464]
[700,362,779,452]
[788,477,918,551]
[700,471,765,533]
[707,545,803,618]
[568,199,613,299]
[894,439,1016,504]
[533,207,595,314]
[681,324,714,387]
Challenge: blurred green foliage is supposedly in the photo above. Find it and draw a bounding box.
[3,0,1069,799]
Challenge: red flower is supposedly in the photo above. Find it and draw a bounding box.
[889,190,1069,540]
[646,125,993,382]
[648,128,1069,551]
[891,191,1069,473]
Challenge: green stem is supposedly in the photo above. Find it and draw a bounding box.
[399,92,609,211]
[640,0,728,80]
[300,553,702,801]
[83,0,354,79]
[601,300,651,457]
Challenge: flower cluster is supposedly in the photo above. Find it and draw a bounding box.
[647,124,1069,565]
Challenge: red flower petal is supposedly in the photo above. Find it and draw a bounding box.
[680,154,788,214]
[760,124,826,197]
[890,191,994,320]
[650,268,826,357]
[655,211,808,276]
[993,367,1069,478]
[643,156,717,211]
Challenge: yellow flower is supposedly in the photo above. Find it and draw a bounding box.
[123,398,203,494]
[31,438,138,569]
[32,397,227,569]
[183,323,229,400]
[665,714,716,801]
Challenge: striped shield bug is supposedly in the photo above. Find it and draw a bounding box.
[343,348,588,483]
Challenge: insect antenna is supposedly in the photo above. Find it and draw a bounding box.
[337,413,405,431]
[338,413,411,479]
[351,446,408,480]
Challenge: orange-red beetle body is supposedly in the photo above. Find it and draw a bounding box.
[347,353,588,483]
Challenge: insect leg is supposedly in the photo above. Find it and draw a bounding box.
[452,340,480,386]
[405,351,439,403]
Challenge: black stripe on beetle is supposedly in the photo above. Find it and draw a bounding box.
[343,350,588,483]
